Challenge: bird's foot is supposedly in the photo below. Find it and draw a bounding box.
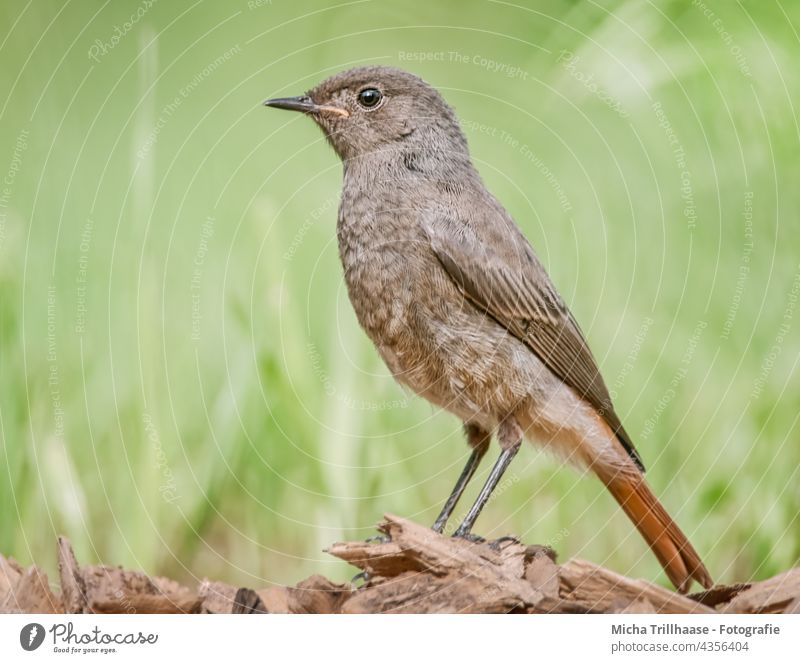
[453,531,521,549]
[365,533,391,544]
[351,570,372,585]
[488,535,520,551]
[452,530,486,544]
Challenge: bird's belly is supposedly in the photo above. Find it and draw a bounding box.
[338,226,556,430]
[374,304,620,471]
[374,297,552,430]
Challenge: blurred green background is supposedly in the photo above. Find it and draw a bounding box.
[1,0,798,592]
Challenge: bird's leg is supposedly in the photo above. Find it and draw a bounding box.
[453,417,523,540]
[431,424,490,534]
[371,424,488,545]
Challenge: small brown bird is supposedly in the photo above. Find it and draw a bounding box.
[264,66,713,592]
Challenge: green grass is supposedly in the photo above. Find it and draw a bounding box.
[1,0,799,590]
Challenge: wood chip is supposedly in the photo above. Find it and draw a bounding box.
[79,564,198,613]
[689,582,750,609]
[559,558,714,614]
[609,597,657,613]
[198,580,239,614]
[256,586,291,613]
[721,568,800,614]
[524,550,560,599]
[288,575,353,613]
[57,537,88,613]
[0,554,23,604]
[784,596,800,614]
[232,587,267,614]
[0,567,63,613]
[2,524,799,614]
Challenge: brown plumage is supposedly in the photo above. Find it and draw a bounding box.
[603,474,713,593]
[264,65,713,592]
[589,414,713,592]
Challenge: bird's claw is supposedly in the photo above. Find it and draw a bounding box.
[488,535,520,551]
[351,570,371,585]
[353,532,391,584]
[452,531,521,549]
[452,531,486,544]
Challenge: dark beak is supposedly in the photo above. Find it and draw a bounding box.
[263,95,317,112]
[263,95,349,117]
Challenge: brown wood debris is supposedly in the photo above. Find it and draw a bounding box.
[1,515,797,614]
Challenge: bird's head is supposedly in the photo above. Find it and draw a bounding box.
[263,66,470,164]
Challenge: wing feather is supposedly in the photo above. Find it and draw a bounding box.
[424,210,644,471]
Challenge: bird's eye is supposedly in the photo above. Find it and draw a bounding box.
[357,88,382,108]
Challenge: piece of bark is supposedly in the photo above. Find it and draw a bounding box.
[0,554,23,605]
[92,593,201,614]
[525,549,560,600]
[329,515,555,613]
[720,568,800,614]
[256,586,291,613]
[199,579,239,614]
[81,564,157,603]
[328,516,532,583]
[525,544,557,562]
[327,538,417,578]
[6,527,800,615]
[80,564,198,613]
[343,570,525,613]
[690,583,750,609]
[784,596,800,614]
[559,558,714,614]
[609,597,657,613]
[57,537,89,613]
[287,575,353,613]
[231,587,267,614]
[0,555,23,576]
[0,567,63,613]
[342,570,587,614]
[212,577,351,614]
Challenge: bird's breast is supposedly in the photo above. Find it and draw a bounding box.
[336,195,430,342]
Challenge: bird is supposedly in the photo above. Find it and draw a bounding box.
[263,65,713,593]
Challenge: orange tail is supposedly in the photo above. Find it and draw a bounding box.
[599,470,713,593]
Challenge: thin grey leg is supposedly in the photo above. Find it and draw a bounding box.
[431,424,490,534]
[453,417,522,538]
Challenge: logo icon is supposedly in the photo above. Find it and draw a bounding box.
[20,623,45,651]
